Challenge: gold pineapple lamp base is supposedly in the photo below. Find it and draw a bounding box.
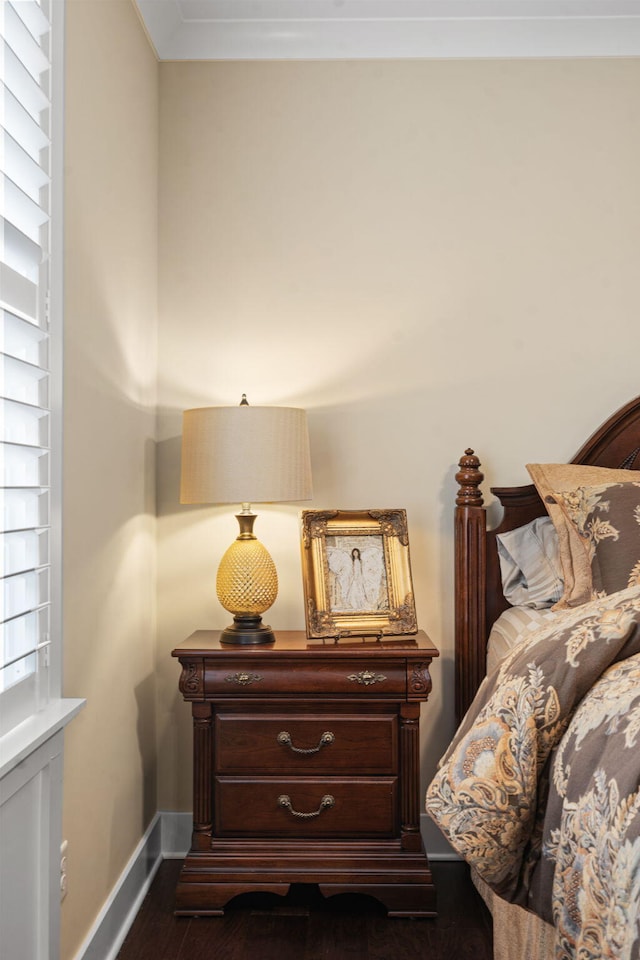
[216,506,278,645]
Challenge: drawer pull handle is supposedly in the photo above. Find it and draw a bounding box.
[224,672,263,686]
[278,794,335,819]
[347,669,387,686]
[277,730,335,754]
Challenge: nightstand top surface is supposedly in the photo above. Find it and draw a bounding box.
[172,628,438,659]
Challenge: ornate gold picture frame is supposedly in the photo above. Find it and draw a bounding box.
[300,509,418,639]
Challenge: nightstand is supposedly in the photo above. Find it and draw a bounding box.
[172,629,439,917]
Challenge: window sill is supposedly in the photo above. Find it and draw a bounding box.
[0,698,85,780]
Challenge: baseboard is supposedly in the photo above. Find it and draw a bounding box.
[73,810,458,959]
[72,814,164,960]
[421,812,460,861]
[161,810,192,858]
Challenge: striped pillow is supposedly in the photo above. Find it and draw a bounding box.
[496,516,564,609]
[486,605,559,674]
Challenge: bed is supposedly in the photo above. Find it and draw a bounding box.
[425,395,640,960]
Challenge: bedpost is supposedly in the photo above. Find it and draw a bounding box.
[454,450,487,723]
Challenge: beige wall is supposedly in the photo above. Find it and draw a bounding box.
[156,59,640,841]
[62,2,158,957]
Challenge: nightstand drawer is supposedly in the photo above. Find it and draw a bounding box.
[214,776,397,838]
[205,659,405,696]
[215,711,398,774]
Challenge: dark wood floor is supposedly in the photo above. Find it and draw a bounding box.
[116,859,492,960]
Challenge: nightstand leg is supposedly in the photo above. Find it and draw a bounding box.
[399,703,422,852]
[192,701,212,849]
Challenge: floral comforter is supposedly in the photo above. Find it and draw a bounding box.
[426,585,640,960]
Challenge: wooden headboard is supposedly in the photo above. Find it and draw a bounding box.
[454,395,640,722]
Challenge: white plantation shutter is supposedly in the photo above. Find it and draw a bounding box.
[1,0,58,734]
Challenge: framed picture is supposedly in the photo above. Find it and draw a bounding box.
[300,509,418,639]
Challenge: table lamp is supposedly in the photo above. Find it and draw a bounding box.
[180,395,313,644]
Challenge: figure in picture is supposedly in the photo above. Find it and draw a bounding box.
[327,540,388,612]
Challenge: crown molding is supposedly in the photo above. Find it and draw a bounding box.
[135,0,640,60]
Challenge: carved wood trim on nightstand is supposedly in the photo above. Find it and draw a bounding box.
[179,659,203,698]
[407,660,433,699]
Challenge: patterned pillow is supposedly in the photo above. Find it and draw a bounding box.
[526,463,640,608]
[553,482,640,598]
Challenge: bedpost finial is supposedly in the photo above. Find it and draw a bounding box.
[455,449,484,507]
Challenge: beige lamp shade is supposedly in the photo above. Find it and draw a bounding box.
[180,403,313,505]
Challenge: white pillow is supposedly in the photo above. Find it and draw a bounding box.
[496,516,563,609]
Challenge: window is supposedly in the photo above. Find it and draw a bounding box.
[1,0,61,736]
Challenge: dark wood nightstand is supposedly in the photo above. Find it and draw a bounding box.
[172,629,439,917]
